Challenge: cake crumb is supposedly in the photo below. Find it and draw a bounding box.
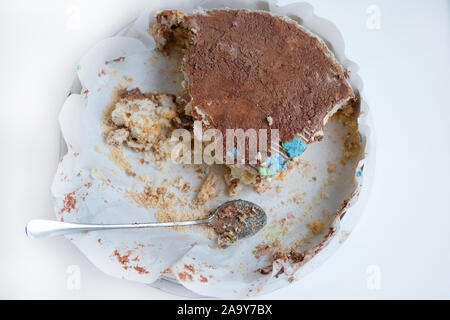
[126,184,176,210]
[175,176,191,192]
[223,166,243,196]
[103,88,179,156]
[266,116,273,126]
[105,128,129,146]
[327,163,337,173]
[108,146,135,176]
[308,220,324,235]
[335,103,361,164]
[194,172,217,205]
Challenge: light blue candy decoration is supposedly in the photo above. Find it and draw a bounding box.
[259,153,288,178]
[282,137,307,158]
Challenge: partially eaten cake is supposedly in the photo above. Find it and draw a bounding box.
[151,9,355,194]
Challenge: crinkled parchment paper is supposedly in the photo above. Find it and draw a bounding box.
[52,0,374,298]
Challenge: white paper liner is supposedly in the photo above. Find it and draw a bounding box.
[52,0,374,298]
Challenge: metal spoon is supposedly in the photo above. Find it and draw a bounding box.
[25,199,267,240]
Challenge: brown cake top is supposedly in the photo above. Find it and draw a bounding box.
[179,9,354,143]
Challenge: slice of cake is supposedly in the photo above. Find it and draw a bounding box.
[151,9,355,193]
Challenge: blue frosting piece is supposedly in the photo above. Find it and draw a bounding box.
[259,137,306,178]
[282,137,307,158]
[259,153,289,177]
[266,154,284,172]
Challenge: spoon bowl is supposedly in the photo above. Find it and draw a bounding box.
[209,199,267,245]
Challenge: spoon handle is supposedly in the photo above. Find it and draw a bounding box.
[25,218,211,239]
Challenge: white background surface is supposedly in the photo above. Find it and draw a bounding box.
[0,0,449,299]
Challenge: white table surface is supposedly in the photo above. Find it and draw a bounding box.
[1,0,449,299]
